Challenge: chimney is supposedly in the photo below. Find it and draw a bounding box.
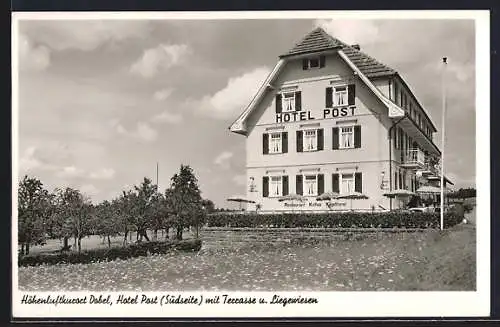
[351,44,361,50]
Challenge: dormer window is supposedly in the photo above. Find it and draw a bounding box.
[302,55,325,70]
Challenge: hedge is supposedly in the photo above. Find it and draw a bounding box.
[206,211,463,229]
[18,239,202,267]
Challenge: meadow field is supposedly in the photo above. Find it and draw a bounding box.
[18,210,476,292]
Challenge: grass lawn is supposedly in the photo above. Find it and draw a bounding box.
[18,214,476,291]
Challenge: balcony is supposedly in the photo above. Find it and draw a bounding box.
[400,148,426,169]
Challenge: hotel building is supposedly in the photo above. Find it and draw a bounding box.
[230,27,451,212]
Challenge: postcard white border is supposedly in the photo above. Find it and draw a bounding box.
[11,10,490,318]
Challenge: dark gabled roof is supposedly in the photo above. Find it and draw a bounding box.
[280,27,396,79]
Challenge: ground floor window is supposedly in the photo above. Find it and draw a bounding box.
[269,176,282,197]
[341,174,354,194]
[304,175,318,196]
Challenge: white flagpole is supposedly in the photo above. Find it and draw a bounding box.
[440,57,447,231]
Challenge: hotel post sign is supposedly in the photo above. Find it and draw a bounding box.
[275,106,356,123]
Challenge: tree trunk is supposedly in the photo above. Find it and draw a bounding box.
[26,242,30,255]
[165,228,169,240]
[141,229,150,242]
[107,235,111,248]
[154,229,158,241]
[74,236,77,247]
[20,243,24,256]
[77,237,82,253]
[195,224,199,239]
[63,236,69,249]
[123,231,128,246]
[176,226,183,240]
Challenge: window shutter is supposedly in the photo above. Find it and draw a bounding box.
[326,87,333,108]
[317,128,324,151]
[319,55,325,68]
[348,84,356,106]
[282,176,289,196]
[296,131,303,152]
[354,125,361,148]
[302,59,308,70]
[282,132,288,153]
[275,94,282,113]
[263,177,269,197]
[296,175,303,195]
[295,91,302,111]
[317,174,324,195]
[332,127,339,150]
[355,172,362,193]
[263,133,269,154]
[332,174,340,193]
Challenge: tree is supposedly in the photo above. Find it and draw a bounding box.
[132,177,158,242]
[18,176,52,255]
[94,200,121,248]
[166,165,203,240]
[51,187,93,253]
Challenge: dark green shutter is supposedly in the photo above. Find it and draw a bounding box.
[354,125,361,148]
[355,172,362,193]
[317,129,324,151]
[332,174,340,193]
[348,84,356,106]
[263,133,269,154]
[282,132,288,153]
[317,174,324,195]
[319,55,325,68]
[275,94,282,113]
[282,176,289,196]
[326,87,333,108]
[296,175,303,195]
[332,127,339,150]
[302,59,308,70]
[295,91,302,111]
[296,131,303,152]
[263,177,269,197]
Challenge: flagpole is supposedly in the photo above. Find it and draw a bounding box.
[156,162,159,192]
[440,57,447,231]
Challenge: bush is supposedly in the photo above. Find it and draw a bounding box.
[18,239,202,267]
[206,212,463,229]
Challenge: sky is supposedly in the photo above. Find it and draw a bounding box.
[16,17,476,208]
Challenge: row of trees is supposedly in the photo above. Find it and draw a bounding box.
[18,165,215,255]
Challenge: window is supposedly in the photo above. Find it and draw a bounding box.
[269,133,282,154]
[303,56,325,70]
[341,174,354,194]
[282,92,295,112]
[304,175,318,196]
[333,86,348,106]
[303,129,317,152]
[340,126,354,149]
[269,176,282,197]
[309,58,319,68]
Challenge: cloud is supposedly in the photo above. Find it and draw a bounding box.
[89,168,115,180]
[56,166,85,179]
[232,174,246,186]
[18,146,57,173]
[80,184,100,198]
[214,151,233,169]
[20,20,152,52]
[154,88,174,101]
[151,111,183,124]
[18,33,51,71]
[197,67,270,119]
[314,19,381,46]
[130,44,190,78]
[111,120,158,142]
